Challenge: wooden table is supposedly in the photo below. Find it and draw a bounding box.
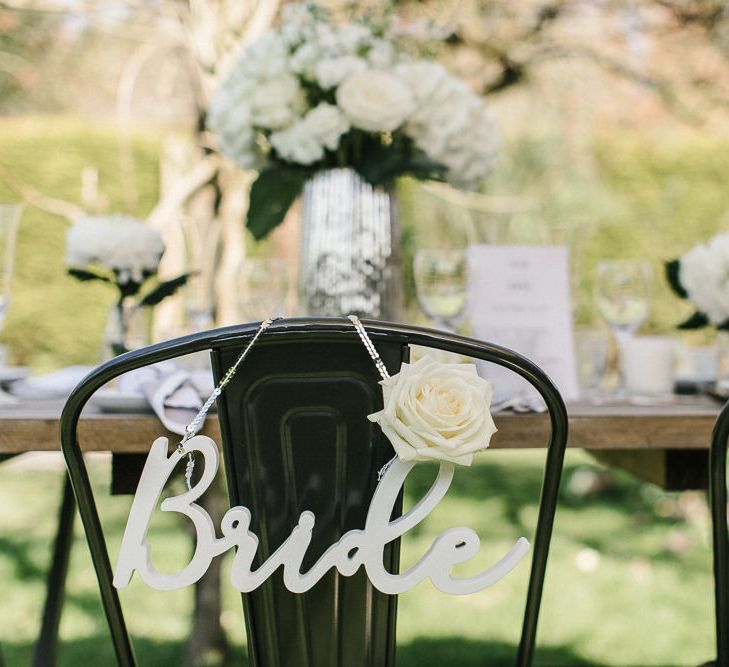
[0,395,721,490]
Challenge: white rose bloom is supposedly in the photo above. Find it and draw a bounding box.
[304,103,350,150]
[680,234,729,325]
[336,69,416,132]
[66,216,165,284]
[249,74,307,130]
[315,56,367,89]
[270,121,324,165]
[368,355,497,466]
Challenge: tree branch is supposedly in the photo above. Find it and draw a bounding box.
[0,167,84,221]
[146,156,219,229]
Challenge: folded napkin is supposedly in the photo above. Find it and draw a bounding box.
[12,362,215,436]
[117,361,209,436]
[9,365,95,398]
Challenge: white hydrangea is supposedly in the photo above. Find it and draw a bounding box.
[279,3,319,46]
[315,55,367,89]
[367,38,396,69]
[290,42,321,78]
[249,73,307,130]
[270,103,350,164]
[66,216,165,284]
[397,62,498,189]
[334,23,372,53]
[207,92,259,169]
[305,102,350,150]
[270,122,324,165]
[680,233,729,325]
[207,9,498,187]
[238,32,290,79]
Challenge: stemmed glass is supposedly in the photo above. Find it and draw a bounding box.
[0,205,22,404]
[237,258,290,322]
[413,249,467,331]
[0,204,21,352]
[594,259,653,392]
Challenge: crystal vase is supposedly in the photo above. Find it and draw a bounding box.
[102,298,150,359]
[298,168,402,320]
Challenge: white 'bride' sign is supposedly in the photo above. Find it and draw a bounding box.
[113,435,531,595]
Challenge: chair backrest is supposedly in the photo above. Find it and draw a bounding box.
[710,399,729,665]
[60,317,568,667]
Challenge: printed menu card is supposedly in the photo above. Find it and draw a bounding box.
[466,245,579,402]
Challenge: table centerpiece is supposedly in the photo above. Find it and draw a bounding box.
[208,1,499,319]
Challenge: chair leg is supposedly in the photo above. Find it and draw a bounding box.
[30,476,75,667]
[711,405,729,667]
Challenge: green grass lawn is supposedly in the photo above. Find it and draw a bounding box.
[0,449,715,666]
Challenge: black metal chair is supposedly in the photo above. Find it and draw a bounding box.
[710,399,729,666]
[60,317,568,667]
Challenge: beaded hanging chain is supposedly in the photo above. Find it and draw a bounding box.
[348,315,401,479]
[177,317,280,489]
[348,315,390,381]
[179,316,395,489]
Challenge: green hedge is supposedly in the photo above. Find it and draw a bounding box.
[0,117,160,369]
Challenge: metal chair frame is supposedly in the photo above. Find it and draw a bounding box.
[59,317,568,666]
[711,399,729,666]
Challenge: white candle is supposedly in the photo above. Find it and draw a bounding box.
[621,336,676,398]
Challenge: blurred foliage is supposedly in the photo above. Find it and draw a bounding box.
[0,117,160,370]
[0,9,63,110]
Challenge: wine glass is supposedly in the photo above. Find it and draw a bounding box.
[413,249,466,331]
[237,258,290,322]
[594,259,653,394]
[0,204,21,354]
[594,260,653,343]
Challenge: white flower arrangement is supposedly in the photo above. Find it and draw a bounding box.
[368,355,498,466]
[667,232,729,330]
[66,215,165,285]
[66,215,190,354]
[208,2,498,239]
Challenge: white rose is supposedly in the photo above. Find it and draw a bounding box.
[409,345,469,365]
[368,355,497,466]
[66,215,165,284]
[270,121,324,165]
[304,103,350,150]
[680,235,729,325]
[249,74,306,130]
[336,69,416,132]
[315,56,367,89]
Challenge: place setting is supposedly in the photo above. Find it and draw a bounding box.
[2,3,729,667]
